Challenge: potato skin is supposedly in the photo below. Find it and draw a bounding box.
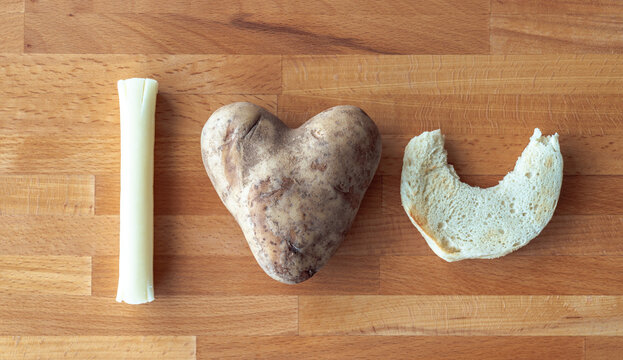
[201,102,381,284]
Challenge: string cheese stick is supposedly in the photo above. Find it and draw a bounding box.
[116,78,157,304]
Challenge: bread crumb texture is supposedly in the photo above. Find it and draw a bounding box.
[400,128,563,261]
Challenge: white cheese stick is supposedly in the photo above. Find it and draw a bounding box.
[116,78,158,304]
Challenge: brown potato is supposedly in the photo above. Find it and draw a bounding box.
[201,102,381,284]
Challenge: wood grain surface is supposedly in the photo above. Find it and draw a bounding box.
[1,0,622,358]
[0,336,196,359]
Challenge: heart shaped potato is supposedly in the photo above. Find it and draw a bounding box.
[201,102,381,284]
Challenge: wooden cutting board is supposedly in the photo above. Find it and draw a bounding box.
[1,0,622,358]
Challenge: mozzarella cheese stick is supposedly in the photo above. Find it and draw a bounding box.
[116,78,158,304]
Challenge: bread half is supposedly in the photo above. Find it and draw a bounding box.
[400,129,563,262]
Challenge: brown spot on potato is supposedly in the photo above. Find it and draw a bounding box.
[310,160,328,172]
[257,178,293,201]
[334,184,361,210]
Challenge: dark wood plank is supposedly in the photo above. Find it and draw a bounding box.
[491,14,623,54]
[380,256,623,295]
[0,294,297,335]
[24,13,488,54]
[92,255,380,296]
[198,336,584,360]
[492,0,623,54]
[586,337,623,360]
[27,0,488,16]
[513,215,623,256]
[556,176,623,215]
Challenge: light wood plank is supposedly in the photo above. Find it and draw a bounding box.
[2,214,619,257]
[96,172,224,215]
[0,136,120,174]
[380,256,623,295]
[4,0,622,354]
[0,54,281,95]
[24,13,488,54]
[0,256,90,295]
[299,295,623,335]
[0,0,23,12]
[383,175,623,216]
[342,214,623,256]
[26,0,488,16]
[0,129,404,176]
[278,94,623,135]
[96,170,383,216]
[491,14,623,54]
[17,91,623,137]
[5,138,614,219]
[4,126,619,179]
[1,184,614,258]
[0,295,297,335]
[0,135,209,175]
[0,94,277,136]
[0,175,94,215]
[92,255,379,296]
[282,55,623,95]
[492,0,623,15]
[0,13,23,53]
[378,134,622,176]
[586,337,623,360]
[0,216,118,255]
[197,336,583,360]
[0,215,248,256]
[0,336,196,359]
[150,215,247,255]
